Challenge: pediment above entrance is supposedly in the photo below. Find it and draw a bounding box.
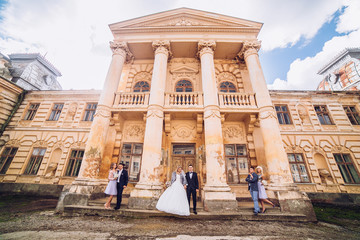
[110,8,262,34]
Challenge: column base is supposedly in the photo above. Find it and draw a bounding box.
[128,182,163,210]
[266,183,317,222]
[203,184,238,212]
[56,178,107,212]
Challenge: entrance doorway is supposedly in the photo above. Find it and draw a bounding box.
[171,143,196,172]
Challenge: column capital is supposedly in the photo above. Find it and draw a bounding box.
[109,41,134,63]
[197,40,216,58]
[237,40,261,60]
[152,40,172,58]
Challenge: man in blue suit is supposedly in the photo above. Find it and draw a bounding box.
[114,163,128,210]
[246,167,260,215]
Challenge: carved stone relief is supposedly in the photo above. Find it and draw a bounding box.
[170,121,197,141]
[297,104,311,125]
[123,123,145,142]
[223,123,245,143]
[66,102,78,121]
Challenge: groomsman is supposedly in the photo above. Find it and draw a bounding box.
[114,163,128,210]
[185,164,199,214]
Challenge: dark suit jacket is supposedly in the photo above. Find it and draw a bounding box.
[185,172,199,190]
[116,169,128,187]
[245,172,258,191]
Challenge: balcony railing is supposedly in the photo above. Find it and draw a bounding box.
[114,92,149,107]
[165,92,203,107]
[113,92,257,110]
[218,92,257,108]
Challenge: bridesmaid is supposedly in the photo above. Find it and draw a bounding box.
[255,166,275,213]
[104,163,118,209]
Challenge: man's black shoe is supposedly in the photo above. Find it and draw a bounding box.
[114,207,120,210]
[194,211,197,215]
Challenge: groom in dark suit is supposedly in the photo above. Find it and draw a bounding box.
[114,163,128,210]
[185,164,199,214]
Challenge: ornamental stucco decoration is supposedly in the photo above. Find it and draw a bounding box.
[125,125,145,139]
[169,17,202,26]
[223,126,244,140]
[204,109,221,119]
[146,109,164,119]
[152,40,172,58]
[109,41,134,63]
[259,109,277,120]
[197,40,216,57]
[237,40,261,60]
[94,105,111,119]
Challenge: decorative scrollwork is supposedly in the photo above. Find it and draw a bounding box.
[152,40,172,58]
[237,40,261,60]
[197,40,216,58]
[109,41,134,63]
[93,105,111,119]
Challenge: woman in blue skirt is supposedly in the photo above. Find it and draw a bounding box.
[256,166,275,213]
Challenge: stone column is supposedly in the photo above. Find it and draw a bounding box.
[56,42,133,211]
[128,40,171,209]
[198,40,237,212]
[239,41,316,221]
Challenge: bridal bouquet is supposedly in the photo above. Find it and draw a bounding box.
[113,172,119,179]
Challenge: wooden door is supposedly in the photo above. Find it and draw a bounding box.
[171,143,196,172]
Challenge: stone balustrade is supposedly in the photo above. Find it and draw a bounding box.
[113,92,150,107]
[218,92,257,108]
[165,92,203,106]
[113,92,257,109]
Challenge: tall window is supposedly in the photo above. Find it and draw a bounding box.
[287,153,310,183]
[175,80,193,92]
[48,103,63,121]
[0,147,18,174]
[275,105,292,124]
[24,148,46,175]
[314,105,333,125]
[344,106,360,125]
[220,81,236,93]
[120,143,143,181]
[65,150,84,177]
[24,103,40,120]
[83,103,97,121]
[224,144,248,184]
[133,81,150,92]
[334,154,360,184]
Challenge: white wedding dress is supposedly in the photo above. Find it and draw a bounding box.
[156,174,190,216]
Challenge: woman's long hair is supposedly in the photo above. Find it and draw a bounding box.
[110,162,117,170]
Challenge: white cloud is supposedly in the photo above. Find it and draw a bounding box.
[0,0,356,89]
[269,0,360,90]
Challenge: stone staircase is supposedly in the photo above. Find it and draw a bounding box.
[64,195,310,222]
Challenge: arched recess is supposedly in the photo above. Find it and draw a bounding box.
[219,81,237,92]
[126,64,153,92]
[45,148,62,177]
[175,79,193,92]
[133,81,150,92]
[314,153,334,184]
[215,63,244,92]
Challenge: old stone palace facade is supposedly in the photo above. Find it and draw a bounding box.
[1,8,359,218]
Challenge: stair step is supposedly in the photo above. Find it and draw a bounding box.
[63,205,310,222]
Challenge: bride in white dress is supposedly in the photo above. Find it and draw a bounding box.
[156,167,190,216]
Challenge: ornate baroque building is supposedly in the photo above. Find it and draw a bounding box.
[1,8,360,220]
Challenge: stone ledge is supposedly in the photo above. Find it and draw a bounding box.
[63,205,311,222]
[0,182,64,198]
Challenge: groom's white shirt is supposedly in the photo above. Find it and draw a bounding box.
[117,169,123,182]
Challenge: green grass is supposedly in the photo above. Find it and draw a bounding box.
[313,203,360,228]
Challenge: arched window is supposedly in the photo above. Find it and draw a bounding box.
[175,80,193,92]
[133,81,150,92]
[220,81,236,93]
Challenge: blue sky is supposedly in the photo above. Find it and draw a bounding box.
[0,0,359,90]
[260,8,346,84]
